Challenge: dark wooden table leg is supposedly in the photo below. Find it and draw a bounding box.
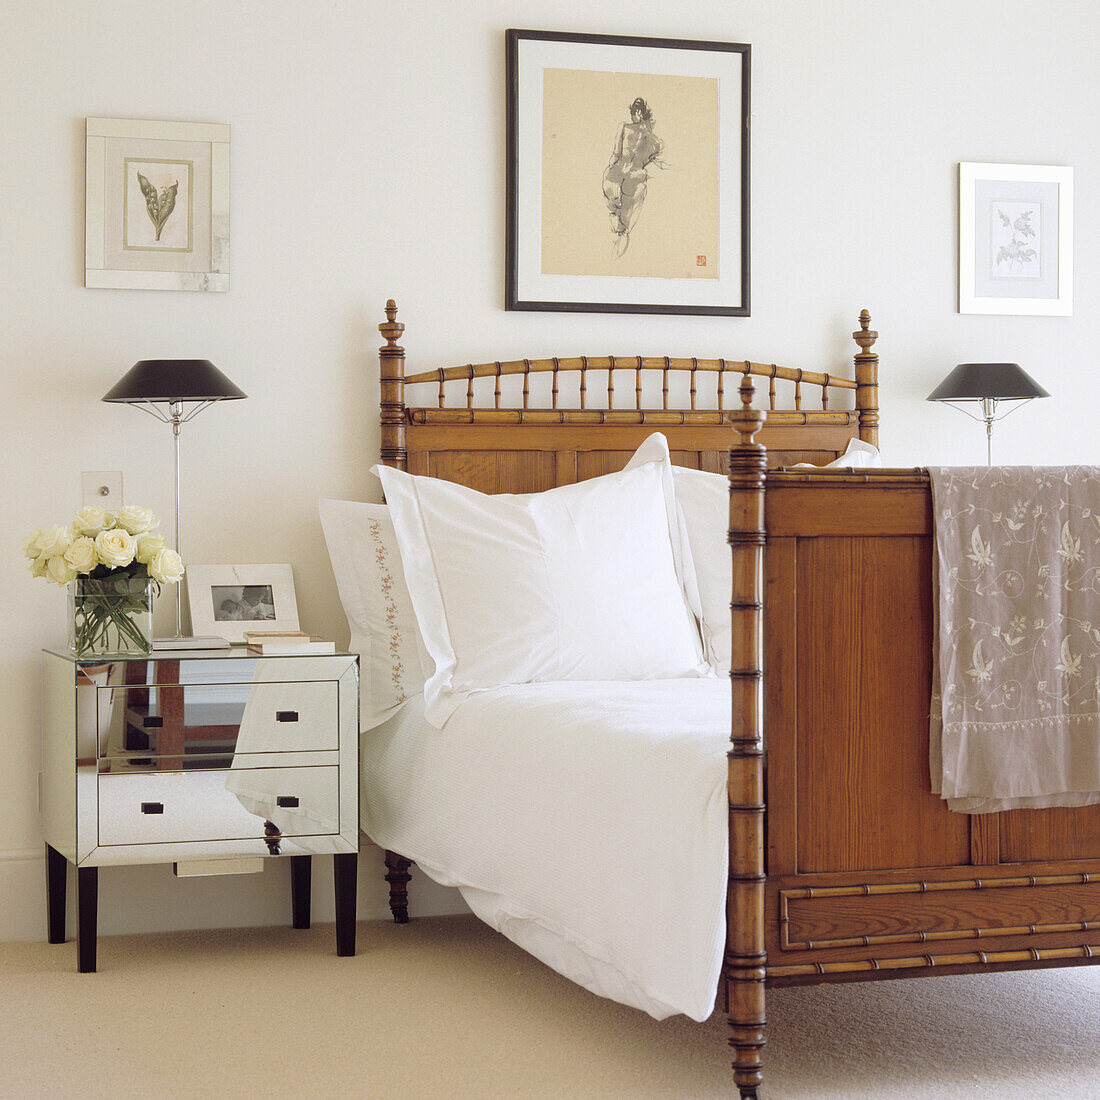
[333,852,357,957]
[77,866,98,973]
[290,855,312,929]
[45,844,67,944]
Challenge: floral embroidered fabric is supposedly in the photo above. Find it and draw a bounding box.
[369,517,407,705]
[929,466,1100,813]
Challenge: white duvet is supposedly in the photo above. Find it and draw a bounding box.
[361,678,729,1021]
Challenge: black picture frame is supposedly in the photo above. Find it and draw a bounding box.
[506,29,750,316]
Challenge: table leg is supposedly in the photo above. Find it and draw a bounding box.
[46,844,67,944]
[334,852,357,957]
[77,866,98,973]
[290,855,312,929]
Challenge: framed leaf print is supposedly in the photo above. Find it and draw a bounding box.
[958,162,1072,316]
[507,30,750,315]
[85,117,230,292]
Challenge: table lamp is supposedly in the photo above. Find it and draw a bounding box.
[927,362,1049,465]
[102,359,246,646]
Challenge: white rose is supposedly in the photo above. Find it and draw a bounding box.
[115,505,158,536]
[27,554,49,579]
[148,547,184,585]
[22,529,43,558]
[64,537,99,574]
[46,555,77,586]
[35,525,73,558]
[72,506,113,537]
[94,528,136,569]
[134,533,168,565]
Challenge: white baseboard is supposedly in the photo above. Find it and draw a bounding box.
[0,841,467,943]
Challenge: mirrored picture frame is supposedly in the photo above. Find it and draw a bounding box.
[958,162,1072,316]
[85,117,230,292]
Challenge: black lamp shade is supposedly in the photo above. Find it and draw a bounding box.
[927,363,1049,403]
[102,360,246,403]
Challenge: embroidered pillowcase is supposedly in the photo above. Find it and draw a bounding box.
[374,458,709,726]
[319,499,428,729]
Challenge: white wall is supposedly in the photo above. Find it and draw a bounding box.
[2,0,1097,941]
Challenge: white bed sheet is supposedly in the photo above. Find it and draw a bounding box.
[361,678,729,1022]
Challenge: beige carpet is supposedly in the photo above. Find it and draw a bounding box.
[3,914,1099,1099]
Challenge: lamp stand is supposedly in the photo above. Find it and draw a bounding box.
[981,397,996,466]
[937,396,1036,468]
[128,397,228,650]
[171,401,183,637]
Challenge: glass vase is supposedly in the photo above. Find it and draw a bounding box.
[68,574,154,657]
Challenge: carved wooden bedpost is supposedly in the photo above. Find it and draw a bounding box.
[727,377,767,1100]
[379,300,414,921]
[853,308,879,448]
[379,299,407,470]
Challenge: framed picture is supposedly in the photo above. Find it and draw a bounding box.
[186,564,299,644]
[85,117,230,292]
[506,29,750,316]
[958,162,1073,316]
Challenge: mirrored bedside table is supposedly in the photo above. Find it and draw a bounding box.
[41,647,360,972]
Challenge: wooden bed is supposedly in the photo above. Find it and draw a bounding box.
[374,300,1100,1098]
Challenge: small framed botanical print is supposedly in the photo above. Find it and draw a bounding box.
[958,162,1072,316]
[85,117,230,292]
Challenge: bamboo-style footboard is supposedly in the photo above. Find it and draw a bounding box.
[724,425,1100,1097]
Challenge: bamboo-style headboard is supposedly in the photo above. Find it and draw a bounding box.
[378,300,879,492]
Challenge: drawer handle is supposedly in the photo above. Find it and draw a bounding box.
[276,711,299,723]
[143,716,163,728]
[140,802,164,814]
[276,795,300,808]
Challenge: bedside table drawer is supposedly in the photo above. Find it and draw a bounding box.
[97,767,340,846]
[100,676,341,767]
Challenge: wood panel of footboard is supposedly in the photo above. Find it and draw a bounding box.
[758,471,1100,989]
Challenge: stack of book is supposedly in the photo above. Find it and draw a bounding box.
[243,631,336,655]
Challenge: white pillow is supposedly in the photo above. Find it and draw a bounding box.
[628,434,882,671]
[373,459,709,725]
[796,437,883,469]
[319,499,428,728]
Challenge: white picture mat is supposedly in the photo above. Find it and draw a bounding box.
[85,117,230,292]
[186,564,299,643]
[958,162,1072,316]
[514,37,744,309]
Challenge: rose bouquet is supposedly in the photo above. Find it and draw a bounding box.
[24,505,184,655]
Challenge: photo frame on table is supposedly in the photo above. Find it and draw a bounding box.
[958,162,1072,316]
[186,564,299,644]
[506,29,750,316]
[85,117,230,292]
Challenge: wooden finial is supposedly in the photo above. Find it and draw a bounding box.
[731,375,766,448]
[853,308,878,352]
[380,299,405,349]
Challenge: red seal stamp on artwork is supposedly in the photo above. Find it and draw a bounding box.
[696,255,707,267]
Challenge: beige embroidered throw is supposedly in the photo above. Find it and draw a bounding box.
[929,467,1100,814]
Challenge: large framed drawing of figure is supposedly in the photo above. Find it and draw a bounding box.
[506,29,750,316]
